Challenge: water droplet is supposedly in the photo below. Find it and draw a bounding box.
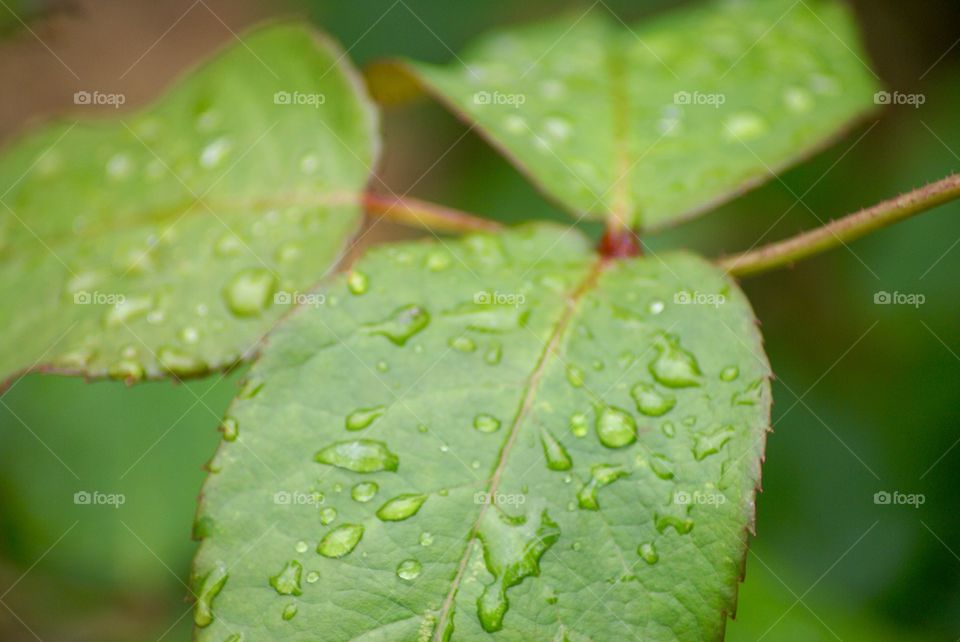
[540,428,573,471]
[693,424,736,461]
[274,241,302,264]
[223,268,277,317]
[106,153,133,179]
[214,232,244,257]
[576,464,629,510]
[295,540,308,554]
[220,417,239,442]
[637,542,659,565]
[543,116,572,141]
[419,531,434,547]
[314,440,399,473]
[238,377,264,399]
[655,514,694,535]
[282,603,298,621]
[476,508,560,632]
[180,325,200,344]
[103,295,153,327]
[299,153,320,175]
[733,379,764,405]
[595,406,636,449]
[362,305,430,346]
[319,507,337,525]
[566,365,585,388]
[449,336,477,353]
[720,365,740,382]
[630,382,676,417]
[108,359,145,382]
[376,360,389,372]
[347,271,369,295]
[504,114,526,134]
[317,524,364,558]
[660,421,676,438]
[417,424,428,433]
[724,112,768,141]
[570,412,589,437]
[649,300,665,315]
[484,343,502,365]
[306,570,320,583]
[649,334,702,388]
[376,493,427,521]
[649,454,674,480]
[345,405,386,431]
[200,137,231,168]
[269,560,303,595]
[157,346,208,377]
[397,559,422,580]
[474,414,501,433]
[193,561,228,627]
[784,86,814,113]
[351,481,379,503]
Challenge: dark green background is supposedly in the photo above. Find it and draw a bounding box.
[1,0,958,639]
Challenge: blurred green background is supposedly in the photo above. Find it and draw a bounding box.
[1,0,958,640]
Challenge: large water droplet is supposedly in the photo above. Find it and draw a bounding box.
[269,560,303,596]
[315,440,399,473]
[474,414,501,433]
[649,334,702,388]
[576,464,629,510]
[317,524,364,558]
[595,406,637,449]
[396,558,422,580]
[351,481,379,503]
[345,405,386,431]
[223,268,277,317]
[193,561,228,627]
[539,428,573,471]
[362,304,430,346]
[377,493,427,521]
[476,508,560,632]
[630,382,676,417]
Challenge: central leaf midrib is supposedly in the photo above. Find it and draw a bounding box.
[432,256,607,639]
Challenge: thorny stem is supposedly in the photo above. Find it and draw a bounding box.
[362,192,502,233]
[718,173,960,277]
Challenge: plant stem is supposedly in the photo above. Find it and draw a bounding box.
[362,193,501,233]
[718,173,960,277]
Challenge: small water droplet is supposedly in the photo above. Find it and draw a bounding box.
[576,464,629,510]
[661,421,676,438]
[157,346,208,377]
[180,325,200,344]
[570,412,589,437]
[377,494,427,521]
[784,86,814,113]
[106,153,133,179]
[295,541,308,554]
[693,424,736,461]
[724,112,768,142]
[347,271,369,295]
[362,305,430,346]
[317,524,364,558]
[630,382,676,417]
[238,377,264,399]
[376,360,389,372]
[282,603,298,621]
[314,439,399,473]
[346,405,386,431]
[449,336,477,353]
[223,268,277,317]
[299,153,320,175]
[566,364,585,388]
[396,559,422,581]
[419,531,434,547]
[540,428,573,471]
[649,454,674,480]
[649,334,702,388]
[108,359,145,382]
[319,507,337,525]
[474,414,501,433]
[220,417,239,442]
[306,570,320,583]
[733,379,764,405]
[655,514,694,535]
[103,295,153,328]
[351,481,379,503]
[269,560,303,596]
[720,365,740,382]
[426,251,451,271]
[637,542,659,565]
[193,561,228,627]
[484,343,502,365]
[595,406,637,449]
[200,137,232,169]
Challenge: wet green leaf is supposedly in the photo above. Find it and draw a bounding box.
[0,23,378,386]
[193,224,771,640]
[390,0,878,229]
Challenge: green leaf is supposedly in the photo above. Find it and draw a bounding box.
[389,0,878,229]
[192,224,771,641]
[0,22,378,386]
